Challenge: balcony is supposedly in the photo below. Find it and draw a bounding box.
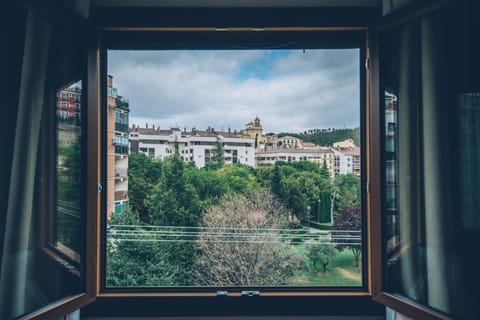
[114,168,128,179]
[114,191,128,201]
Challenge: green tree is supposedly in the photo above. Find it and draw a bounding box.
[334,173,360,212]
[306,242,337,273]
[278,127,360,147]
[128,153,162,221]
[217,165,260,195]
[106,206,177,286]
[268,162,333,224]
[255,164,274,188]
[58,138,82,202]
[282,176,308,222]
[145,154,201,227]
[271,163,283,198]
[184,166,228,208]
[208,137,225,169]
[144,154,203,284]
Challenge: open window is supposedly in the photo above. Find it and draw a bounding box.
[6,1,479,319]
[373,1,480,319]
[0,1,97,319]
[103,46,365,290]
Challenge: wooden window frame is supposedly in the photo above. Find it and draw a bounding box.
[370,1,455,320]
[4,1,100,319]
[8,1,472,319]
[81,5,386,318]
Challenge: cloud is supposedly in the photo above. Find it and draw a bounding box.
[108,49,360,133]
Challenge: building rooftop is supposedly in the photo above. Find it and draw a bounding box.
[257,147,333,154]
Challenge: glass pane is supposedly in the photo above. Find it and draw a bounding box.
[0,9,86,318]
[381,2,480,317]
[106,49,363,288]
[55,80,83,260]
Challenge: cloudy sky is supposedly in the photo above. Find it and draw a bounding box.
[108,49,359,134]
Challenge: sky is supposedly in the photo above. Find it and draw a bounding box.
[108,49,360,134]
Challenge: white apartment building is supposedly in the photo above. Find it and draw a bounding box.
[129,126,255,168]
[255,148,335,177]
[332,147,361,176]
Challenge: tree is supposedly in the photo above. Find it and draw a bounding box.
[269,161,333,224]
[128,153,162,221]
[333,205,362,267]
[58,138,82,202]
[144,154,203,284]
[306,242,337,273]
[333,173,360,211]
[195,191,300,286]
[145,154,201,226]
[208,137,225,169]
[184,166,228,208]
[217,165,260,195]
[271,163,283,198]
[106,206,178,286]
[255,164,274,188]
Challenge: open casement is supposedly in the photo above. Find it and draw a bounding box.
[372,0,480,319]
[0,1,100,319]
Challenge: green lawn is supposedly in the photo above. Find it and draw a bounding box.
[288,244,362,286]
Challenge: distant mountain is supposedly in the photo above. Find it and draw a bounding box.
[277,127,360,147]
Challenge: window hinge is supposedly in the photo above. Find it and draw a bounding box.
[365,57,370,70]
[97,183,103,193]
[366,181,371,193]
[241,290,260,297]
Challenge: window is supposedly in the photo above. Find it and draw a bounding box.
[18,1,480,319]
[373,1,480,319]
[0,2,95,319]
[56,81,83,257]
[104,39,366,291]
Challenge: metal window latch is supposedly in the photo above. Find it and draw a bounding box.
[241,290,260,297]
[216,291,228,297]
[97,183,103,193]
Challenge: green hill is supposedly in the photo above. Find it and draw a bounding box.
[277,127,360,147]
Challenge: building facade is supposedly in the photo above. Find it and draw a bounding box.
[130,126,255,168]
[107,75,130,217]
[255,148,335,176]
[56,81,82,124]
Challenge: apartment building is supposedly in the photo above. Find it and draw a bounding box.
[256,147,335,176]
[107,75,129,216]
[129,125,255,168]
[56,82,82,123]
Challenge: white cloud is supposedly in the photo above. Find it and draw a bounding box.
[108,49,360,133]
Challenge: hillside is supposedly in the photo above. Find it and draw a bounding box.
[277,127,360,147]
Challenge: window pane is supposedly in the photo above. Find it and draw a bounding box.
[0,7,86,318]
[55,80,83,259]
[381,2,480,317]
[105,49,363,288]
